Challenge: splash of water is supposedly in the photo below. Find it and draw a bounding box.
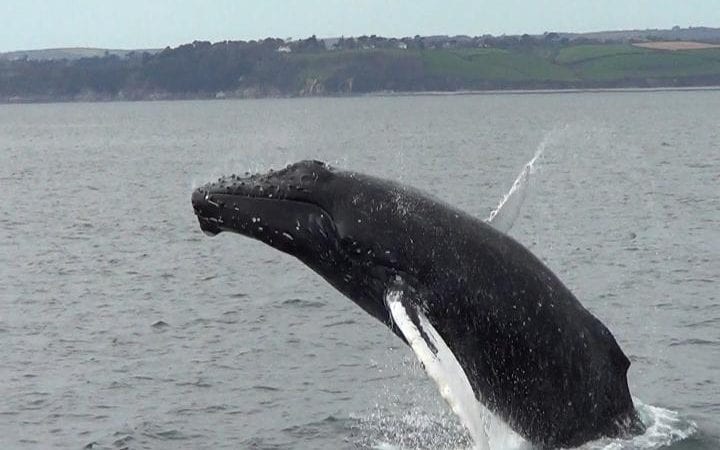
[580,400,697,450]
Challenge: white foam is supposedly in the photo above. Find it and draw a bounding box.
[364,399,696,450]
[372,442,400,450]
[579,399,697,450]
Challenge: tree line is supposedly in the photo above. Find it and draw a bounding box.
[2,34,719,102]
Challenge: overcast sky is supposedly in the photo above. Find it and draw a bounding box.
[1,0,719,52]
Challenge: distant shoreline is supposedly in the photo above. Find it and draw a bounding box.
[5,36,720,105]
[3,85,720,106]
[364,85,720,97]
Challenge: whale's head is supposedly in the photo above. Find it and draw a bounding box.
[191,159,441,324]
[192,160,347,256]
[193,159,414,246]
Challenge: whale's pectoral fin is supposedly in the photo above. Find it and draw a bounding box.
[385,281,438,355]
[384,282,461,380]
[384,282,495,443]
[485,145,544,234]
[485,166,530,234]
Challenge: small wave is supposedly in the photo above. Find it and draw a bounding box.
[283,414,348,440]
[175,378,213,388]
[668,338,716,347]
[150,319,170,329]
[324,319,357,328]
[252,384,281,392]
[86,421,202,450]
[278,297,326,308]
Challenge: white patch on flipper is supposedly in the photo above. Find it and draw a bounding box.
[385,289,528,450]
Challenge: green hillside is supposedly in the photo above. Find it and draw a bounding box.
[421,49,578,82]
[554,44,648,64]
[3,38,720,102]
[570,48,720,81]
[287,44,720,91]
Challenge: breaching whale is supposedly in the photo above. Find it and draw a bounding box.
[191,160,644,448]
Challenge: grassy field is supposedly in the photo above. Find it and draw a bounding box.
[288,43,720,90]
[420,48,578,82]
[567,46,720,81]
[553,44,650,64]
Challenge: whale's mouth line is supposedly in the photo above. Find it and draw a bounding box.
[196,193,332,219]
[192,188,334,236]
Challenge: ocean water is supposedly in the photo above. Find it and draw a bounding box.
[0,92,718,449]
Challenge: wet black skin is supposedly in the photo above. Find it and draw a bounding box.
[191,160,645,448]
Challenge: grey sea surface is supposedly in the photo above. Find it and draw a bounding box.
[0,92,718,449]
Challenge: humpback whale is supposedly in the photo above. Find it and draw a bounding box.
[191,160,644,448]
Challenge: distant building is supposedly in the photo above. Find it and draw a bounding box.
[276,46,292,53]
[322,37,341,50]
[397,42,408,49]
